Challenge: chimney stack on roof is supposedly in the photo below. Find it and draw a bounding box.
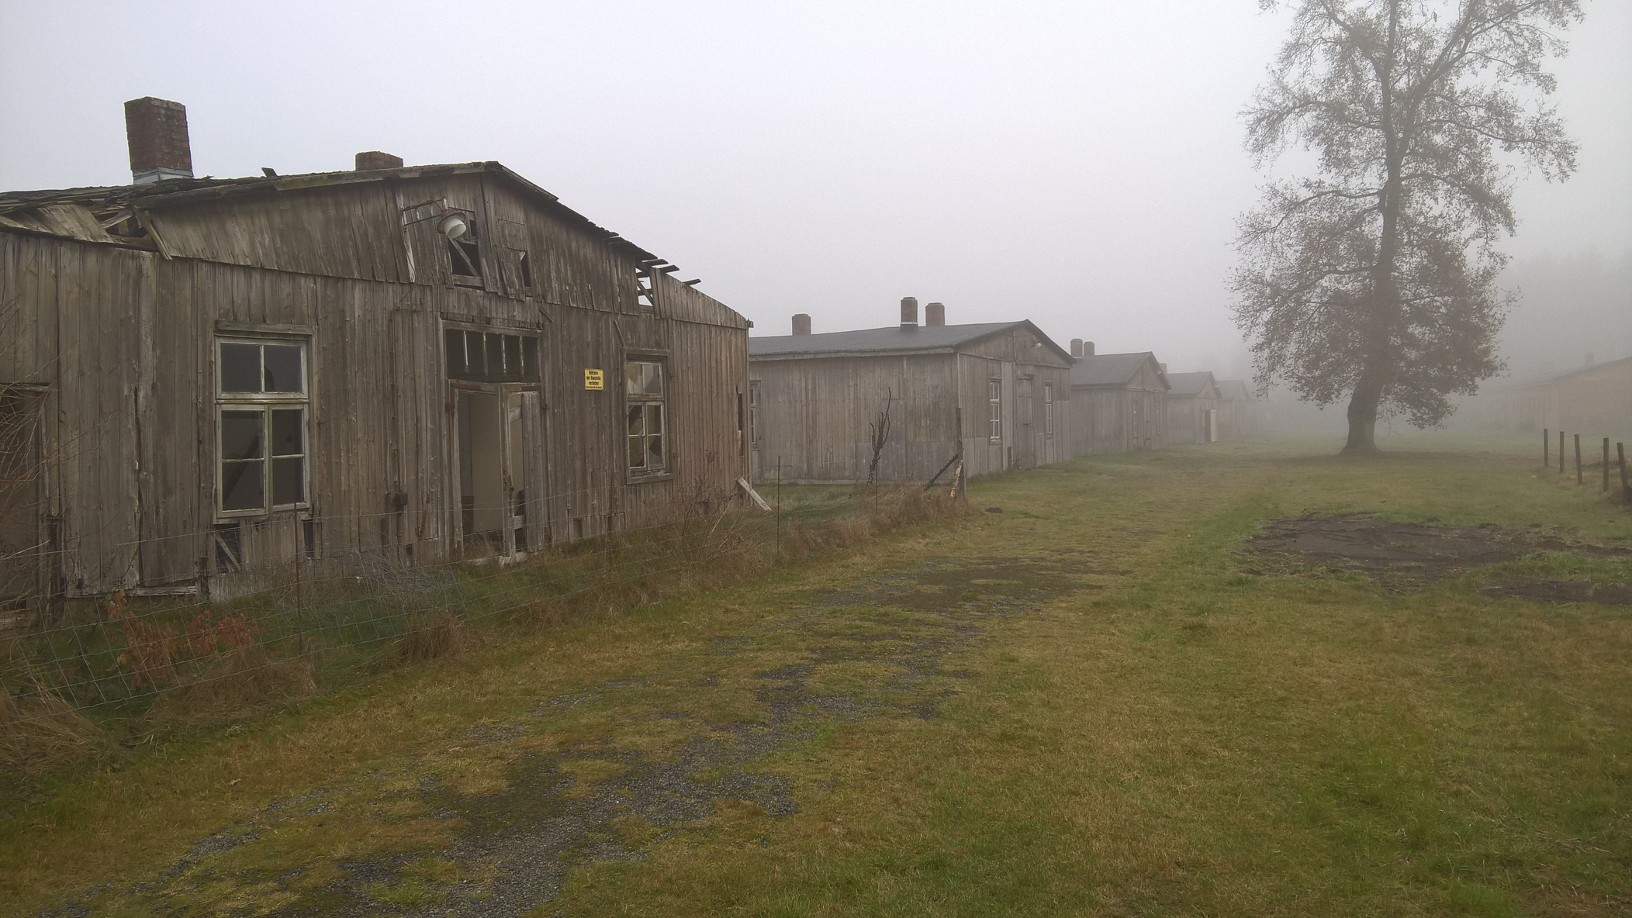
[1083,340,1095,357]
[1070,339,1083,359]
[925,302,945,327]
[792,313,812,336]
[355,151,405,171]
[125,97,193,184]
[900,296,918,329]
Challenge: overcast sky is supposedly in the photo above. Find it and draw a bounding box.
[3,0,1628,377]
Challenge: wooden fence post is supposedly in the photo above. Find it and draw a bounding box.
[1574,434,1582,485]
[1543,429,1549,468]
[1559,430,1565,474]
[1604,438,1612,493]
[1620,443,1629,505]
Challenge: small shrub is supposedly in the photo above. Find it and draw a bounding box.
[108,592,261,689]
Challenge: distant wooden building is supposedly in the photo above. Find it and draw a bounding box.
[0,98,751,610]
[1214,379,1267,440]
[1472,357,1632,437]
[1066,342,1169,455]
[748,300,1073,483]
[1165,371,1222,445]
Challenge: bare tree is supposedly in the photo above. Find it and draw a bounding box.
[1233,0,1580,453]
[865,388,896,486]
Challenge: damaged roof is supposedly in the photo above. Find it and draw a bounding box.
[749,320,1072,363]
[0,161,660,262]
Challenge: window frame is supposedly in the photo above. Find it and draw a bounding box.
[988,378,1003,442]
[624,353,671,481]
[1043,383,1055,439]
[446,213,484,287]
[216,336,311,519]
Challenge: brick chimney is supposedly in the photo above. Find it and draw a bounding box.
[1083,340,1095,357]
[125,97,193,184]
[1070,339,1084,359]
[925,302,945,327]
[900,296,918,329]
[355,151,405,171]
[792,313,812,336]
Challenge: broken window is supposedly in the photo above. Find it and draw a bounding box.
[635,266,656,311]
[625,358,667,475]
[516,250,533,292]
[988,379,1002,441]
[444,329,538,383]
[448,220,482,281]
[218,338,309,516]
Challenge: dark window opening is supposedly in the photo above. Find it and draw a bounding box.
[517,250,533,290]
[445,329,539,383]
[449,223,482,280]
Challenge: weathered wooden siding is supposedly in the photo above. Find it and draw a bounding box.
[0,170,749,599]
[0,233,144,596]
[1168,392,1221,444]
[749,326,1071,483]
[1070,364,1168,456]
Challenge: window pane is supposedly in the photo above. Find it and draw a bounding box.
[444,329,468,378]
[626,362,643,391]
[221,459,264,511]
[503,335,521,377]
[628,434,644,469]
[647,434,664,469]
[522,337,538,379]
[272,457,305,505]
[263,345,304,393]
[627,404,644,437]
[647,404,663,435]
[222,410,265,460]
[645,362,664,395]
[271,409,303,457]
[221,343,262,393]
[485,334,504,381]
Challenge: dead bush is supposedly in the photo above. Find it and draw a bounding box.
[0,684,110,774]
[392,610,465,665]
[149,647,315,722]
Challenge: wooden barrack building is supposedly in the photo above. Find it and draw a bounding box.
[0,97,752,609]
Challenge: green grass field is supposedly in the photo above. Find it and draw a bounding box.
[3,433,1629,916]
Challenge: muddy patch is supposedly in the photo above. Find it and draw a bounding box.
[1246,514,1630,592]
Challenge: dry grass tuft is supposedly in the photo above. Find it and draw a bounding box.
[149,647,316,722]
[393,611,466,665]
[0,684,111,774]
[780,486,962,562]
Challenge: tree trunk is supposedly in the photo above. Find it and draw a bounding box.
[1342,382,1380,454]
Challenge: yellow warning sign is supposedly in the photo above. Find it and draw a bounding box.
[584,368,604,390]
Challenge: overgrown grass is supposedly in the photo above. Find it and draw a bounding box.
[3,435,1629,916]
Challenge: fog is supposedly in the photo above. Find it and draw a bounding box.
[3,0,1627,381]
